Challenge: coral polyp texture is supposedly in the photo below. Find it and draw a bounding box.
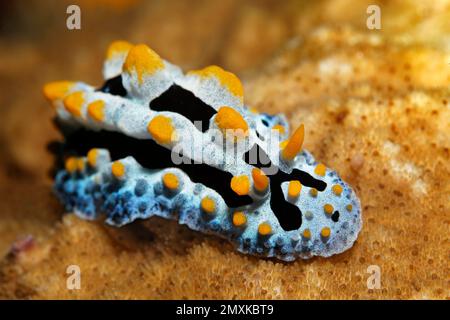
[44,41,361,261]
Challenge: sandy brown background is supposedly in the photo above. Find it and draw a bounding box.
[0,0,448,299]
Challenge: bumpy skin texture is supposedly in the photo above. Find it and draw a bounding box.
[46,42,361,261]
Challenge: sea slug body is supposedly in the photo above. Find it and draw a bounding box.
[44,41,362,261]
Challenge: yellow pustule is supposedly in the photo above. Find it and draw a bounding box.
[232,211,247,227]
[76,158,85,172]
[147,115,176,144]
[63,91,84,117]
[314,163,326,176]
[201,197,216,214]
[302,229,311,239]
[309,188,318,197]
[123,44,164,84]
[332,184,343,196]
[188,65,244,101]
[87,100,105,122]
[258,222,272,236]
[321,227,331,238]
[162,173,179,190]
[251,168,269,192]
[106,40,132,60]
[230,175,250,196]
[43,81,74,101]
[288,180,302,198]
[111,161,125,178]
[65,157,77,173]
[87,149,98,167]
[215,106,248,139]
[272,124,285,135]
[324,204,334,215]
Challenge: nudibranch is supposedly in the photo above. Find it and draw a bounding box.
[44,41,362,261]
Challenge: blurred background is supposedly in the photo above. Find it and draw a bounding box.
[0,0,448,299]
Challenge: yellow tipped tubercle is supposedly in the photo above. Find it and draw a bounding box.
[302,229,311,239]
[76,158,85,172]
[63,91,84,117]
[232,212,247,227]
[215,106,248,139]
[201,197,216,214]
[188,65,244,100]
[230,175,250,196]
[147,115,176,144]
[314,163,326,176]
[111,161,125,178]
[332,184,343,196]
[272,124,285,135]
[87,149,98,167]
[321,227,331,238]
[288,180,302,198]
[65,157,77,173]
[87,100,105,122]
[324,204,334,215]
[258,222,272,236]
[162,173,179,190]
[251,168,269,192]
[123,44,164,84]
[106,40,133,60]
[43,81,74,101]
[281,124,304,161]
